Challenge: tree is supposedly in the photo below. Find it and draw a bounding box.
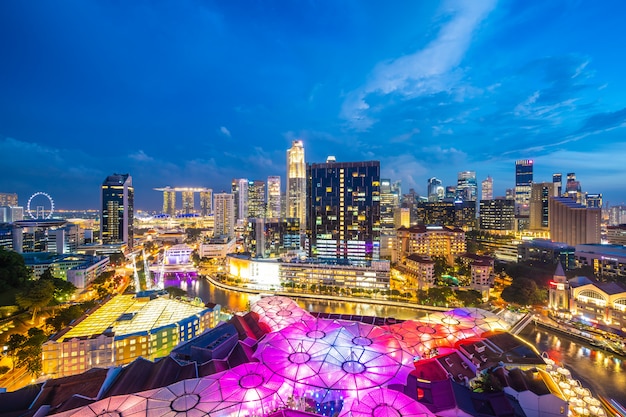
[0,247,31,290]
[428,287,453,306]
[501,277,546,305]
[16,328,47,377]
[39,268,76,302]
[15,279,54,322]
[454,289,483,307]
[6,333,27,371]
[165,286,188,298]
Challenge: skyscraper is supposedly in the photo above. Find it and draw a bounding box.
[307,159,380,261]
[286,140,306,231]
[266,176,282,219]
[565,172,583,204]
[529,182,557,231]
[248,180,266,219]
[380,179,400,234]
[427,177,444,202]
[479,199,515,231]
[101,173,134,248]
[549,197,601,246]
[552,173,562,196]
[213,193,234,238]
[162,187,176,217]
[481,176,493,201]
[0,193,18,207]
[181,190,194,215]
[515,159,533,216]
[456,171,477,201]
[231,178,249,222]
[199,190,213,217]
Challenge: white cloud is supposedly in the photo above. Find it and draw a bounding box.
[129,150,154,162]
[341,0,497,130]
[220,126,231,137]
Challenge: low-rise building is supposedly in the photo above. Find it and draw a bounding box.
[21,252,109,287]
[575,244,626,279]
[398,254,435,291]
[568,276,626,333]
[42,291,221,378]
[396,225,466,264]
[518,239,575,270]
[198,236,236,259]
[606,225,626,246]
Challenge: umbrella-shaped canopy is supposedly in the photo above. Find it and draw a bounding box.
[447,308,509,332]
[387,320,459,357]
[254,318,414,401]
[338,387,436,417]
[251,296,314,331]
[421,311,484,345]
[60,394,149,417]
[138,362,289,417]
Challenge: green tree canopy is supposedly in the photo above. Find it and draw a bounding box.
[15,279,55,322]
[0,248,31,290]
[501,277,546,305]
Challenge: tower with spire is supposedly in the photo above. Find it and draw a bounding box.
[548,263,570,311]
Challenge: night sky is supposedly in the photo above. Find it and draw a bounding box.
[2,1,626,210]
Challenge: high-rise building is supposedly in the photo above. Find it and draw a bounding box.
[609,205,626,225]
[0,193,18,207]
[287,140,306,231]
[456,171,477,201]
[307,159,380,261]
[427,177,444,202]
[565,172,583,203]
[380,179,400,234]
[213,193,234,238]
[515,159,533,216]
[481,176,493,201]
[549,196,601,246]
[181,190,194,215]
[101,173,134,248]
[529,182,557,231]
[248,180,266,219]
[266,176,281,219]
[231,178,249,222]
[162,187,176,217]
[552,173,562,196]
[585,193,602,209]
[199,190,213,217]
[479,199,515,231]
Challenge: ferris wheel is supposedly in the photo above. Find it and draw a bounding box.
[26,192,55,220]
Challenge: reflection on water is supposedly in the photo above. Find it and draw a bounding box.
[176,276,626,403]
[521,325,626,402]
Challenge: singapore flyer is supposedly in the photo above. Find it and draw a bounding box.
[27,192,55,220]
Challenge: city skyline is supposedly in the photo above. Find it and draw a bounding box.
[2,1,626,209]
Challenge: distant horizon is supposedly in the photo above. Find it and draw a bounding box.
[3,1,626,209]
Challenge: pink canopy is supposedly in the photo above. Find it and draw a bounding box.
[338,387,435,417]
[251,296,314,331]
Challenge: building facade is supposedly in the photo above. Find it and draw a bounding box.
[307,159,381,261]
[481,176,493,201]
[101,173,134,248]
[286,140,306,231]
[529,182,557,232]
[213,193,235,239]
[266,176,282,219]
[456,171,477,202]
[396,225,466,264]
[549,197,601,246]
[479,199,515,231]
[515,160,533,216]
[247,180,266,219]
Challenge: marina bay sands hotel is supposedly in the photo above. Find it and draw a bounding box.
[154,187,212,217]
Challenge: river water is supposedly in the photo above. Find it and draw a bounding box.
[167,276,626,403]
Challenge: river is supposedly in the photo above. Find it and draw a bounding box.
[166,275,626,403]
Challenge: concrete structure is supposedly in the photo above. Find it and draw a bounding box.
[515,159,533,216]
[481,176,493,201]
[416,201,476,230]
[608,205,626,226]
[21,252,109,288]
[518,239,576,270]
[399,254,435,291]
[607,225,626,246]
[479,198,515,231]
[286,140,306,232]
[568,276,626,334]
[245,217,300,258]
[307,159,381,261]
[548,263,569,311]
[575,244,626,279]
[213,193,234,239]
[266,175,281,219]
[0,205,23,222]
[247,179,266,219]
[42,291,220,378]
[549,197,601,246]
[198,236,236,259]
[0,192,18,207]
[530,182,557,232]
[154,187,213,217]
[396,225,466,264]
[456,171,477,201]
[231,178,249,222]
[101,173,134,248]
[427,177,444,202]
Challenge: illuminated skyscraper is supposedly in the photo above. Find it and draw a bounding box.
[286,140,306,231]
[162,187,176,216]
[529,182,557,231]
[181,190,194,215]
[515,160,533,216]
[456,171,477,201]
[549,196,601,246]
[0,193,18,207]
[267,176,282,219]
[565,172,583,204]
[380,179,400,234]
[427,177,444,202]
[199,190,213,217]
[101,173,134,248]
[552,173,562,196]
[481,176,493,201]
[231,178,249,221]
[213,193,234,238]
[248,180,266,219]
[307,159,380,261]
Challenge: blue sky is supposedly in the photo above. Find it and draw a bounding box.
[2,0,626,210]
